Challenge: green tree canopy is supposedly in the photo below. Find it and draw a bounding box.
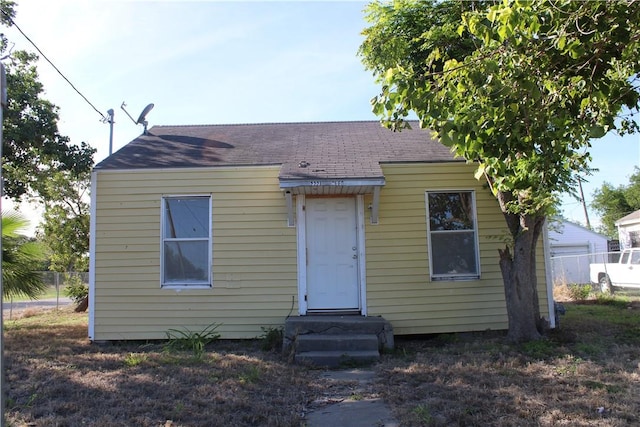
[591,168,640,238]
[0,0,95,200]
[0,1,94,284]
[360,0,640,341]
[37,169,90,273]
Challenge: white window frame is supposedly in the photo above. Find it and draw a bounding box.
[425,190,480,281]
[160,195,213,289]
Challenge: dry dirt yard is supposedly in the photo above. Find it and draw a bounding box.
[4,296,640,426]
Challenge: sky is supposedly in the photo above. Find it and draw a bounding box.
[2,0,639,235]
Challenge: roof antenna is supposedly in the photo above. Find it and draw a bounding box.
[121,102,154,135]
[102,108,115,155]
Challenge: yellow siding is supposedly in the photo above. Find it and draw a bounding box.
[364,163,549,335]
[92,166,297,340]
[93,162,550,341]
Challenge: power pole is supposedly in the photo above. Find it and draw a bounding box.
[0,61,7,427]
[577,176,592,230]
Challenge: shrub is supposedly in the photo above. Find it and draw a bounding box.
[63,274,88,304]
[552,283,573,301]
[259,326,283,351]
[568,284,591,301]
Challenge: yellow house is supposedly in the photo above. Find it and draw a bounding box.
[89,121,554,345]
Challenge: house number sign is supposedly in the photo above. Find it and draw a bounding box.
[309,180,345,186]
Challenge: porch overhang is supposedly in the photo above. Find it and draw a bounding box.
[280,178,385,225]
[279,177,385,195]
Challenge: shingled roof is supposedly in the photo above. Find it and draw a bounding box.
[95,121,460,195]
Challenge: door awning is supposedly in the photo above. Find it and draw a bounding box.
[279,177,385,196]
[280,178,384,226]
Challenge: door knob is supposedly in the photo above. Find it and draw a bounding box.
[352,254,358,259]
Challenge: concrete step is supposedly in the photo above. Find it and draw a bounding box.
[285,315,390,336]
[296,334,379,353]
[295,350,380,368]
[283,315,394,355]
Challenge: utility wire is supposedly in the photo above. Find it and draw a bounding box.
[0,8,107,121]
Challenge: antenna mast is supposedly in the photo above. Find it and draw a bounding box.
[121,102,154,135]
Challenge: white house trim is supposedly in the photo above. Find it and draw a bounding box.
[356,195,368,315]
[296,195,307,315]
[370,186,381,224]
[295,194,367,316]
[543,219,556,328]
[285,191,294,227]
[88,171,98,341]
[424,189,481,281]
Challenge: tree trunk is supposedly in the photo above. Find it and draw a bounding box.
[75,295,88,312]
[496,192,546,342]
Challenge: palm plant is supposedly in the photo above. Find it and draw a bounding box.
[2,211,47,299]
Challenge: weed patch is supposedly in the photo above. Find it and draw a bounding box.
[518,339,556,359]
[123,352,148,367]
[573,341,606,357]
[258,326,283,352]
[595,293,631,307]
[163,322,222,359]
[413,404,433,423]
[238,365,262,384]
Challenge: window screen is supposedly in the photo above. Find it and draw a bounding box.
[161,196,211,287]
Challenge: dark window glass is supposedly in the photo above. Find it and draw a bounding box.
[427,191,479,279]
[162,197,211,286]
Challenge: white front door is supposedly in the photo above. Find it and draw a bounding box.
[305,197,359,311]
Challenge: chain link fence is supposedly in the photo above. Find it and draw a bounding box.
[38,271,89,291]
[39,271,89,304]
[550,252,620,287]
[2,272,88,318]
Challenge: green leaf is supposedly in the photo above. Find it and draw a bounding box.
[557,35,566,50]
[439,130,453,147]
[487,8,498,23]
[580,98,590,111]
[498,24,509,40]
[372,99,384,116]
[384,67,395,83]
[566,40,585,59]
[589,126,606,139]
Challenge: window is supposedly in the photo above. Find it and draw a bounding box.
[426,191,480,280]
[161,196,212,287]
[621,250,630,264]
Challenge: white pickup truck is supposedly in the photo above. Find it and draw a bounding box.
[590,248,640,293]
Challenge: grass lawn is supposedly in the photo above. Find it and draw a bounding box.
[4,296,640,426]
[3,286,66,303]
[376,297,640,426]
